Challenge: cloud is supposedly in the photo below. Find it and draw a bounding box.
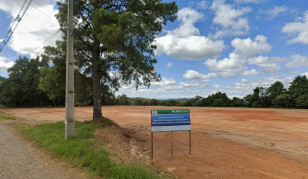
[258,63,281,74]
[180,81,201,87]
[167,62,172,68]
[210,0,252,38]
[242,69,259,76]
[155,8,225,60]
[259,5,289,20]
[151,78,177,87]
[0,56,14,71]
[281,11,308,44]
[285,54,308,68]
[232,35,272,58]
[196,1,210,10]
[183,70,218,79]
[203,53,246,78]
[301,72,308,77]
[0,0,60,57]
[234,0,263,3]
[247,55,287,64]
[212,84,221,88]
[240,79,249,83]
[225,76,293,98]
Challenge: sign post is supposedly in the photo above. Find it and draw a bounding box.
[151,109,191,160]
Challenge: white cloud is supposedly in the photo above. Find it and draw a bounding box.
[196,1,210,10]
[285,54,308,68]
[155,8,225,60]
[0,0,60,57]
[167,62,172,68]
[203,53,246,78]
[301,72,308,76]
[180,81,201,87]
[183,70,218,79]
[232,35,272,58]
[234,0,263,3]
[247,55,287,64]
[210,0,252,38]
[242,69,259,76]
[225,76,293,98]
[258,63,281,74]
[259,5,289,20]
[212,84,221,88]
[151,78,177,87]
[282,11,308,44]
[240,79,249,83]
[0,56,14,71]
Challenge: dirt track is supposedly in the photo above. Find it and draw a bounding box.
[2,106,308,179]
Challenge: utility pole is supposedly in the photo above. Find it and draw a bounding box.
[65,0,74,139]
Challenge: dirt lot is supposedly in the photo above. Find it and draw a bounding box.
[2,106,308,179]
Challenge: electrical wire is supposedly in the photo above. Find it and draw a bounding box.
[0,0,34,52]
[28,30,61,55]
[30,4,58,24]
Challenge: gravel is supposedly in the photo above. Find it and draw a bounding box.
[0,121,85,179]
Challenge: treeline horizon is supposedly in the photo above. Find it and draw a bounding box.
[0,56,307,109]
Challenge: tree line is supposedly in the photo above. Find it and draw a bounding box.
[1,58,306,109]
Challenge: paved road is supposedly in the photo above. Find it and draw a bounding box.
[0,121,85,179]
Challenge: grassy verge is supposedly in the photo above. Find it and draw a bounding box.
[15,121,158,179]
[0,112,16,120]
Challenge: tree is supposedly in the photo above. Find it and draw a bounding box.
[289,75,308,107]
[134,99,143,106]
[232,97,243,107]
[150,98,158,106]
[142,100,149,106]
[2,56,49,107]
[296,95,308,108]
[266,81,286,107]
[273,94,291,108]
[212,99,223,107]
[56,1,178,121]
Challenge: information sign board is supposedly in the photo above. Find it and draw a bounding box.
[151,109,191,132]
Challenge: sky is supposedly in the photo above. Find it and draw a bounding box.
[0,0,308,99]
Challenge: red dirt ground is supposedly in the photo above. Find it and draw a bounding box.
[2,106,308,179]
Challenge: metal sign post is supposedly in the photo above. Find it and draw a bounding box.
[150,109,191,160]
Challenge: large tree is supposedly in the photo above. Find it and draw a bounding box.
[56,0,178,121]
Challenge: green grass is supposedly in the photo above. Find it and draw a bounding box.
[15,121,158,179]
[0,104,7,108]
[0,112,16,120]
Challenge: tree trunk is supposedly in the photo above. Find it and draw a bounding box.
[92,50,103,121]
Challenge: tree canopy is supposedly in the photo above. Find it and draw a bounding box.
[55,0,178,121]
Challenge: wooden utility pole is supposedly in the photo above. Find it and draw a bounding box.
[65,0,74,139]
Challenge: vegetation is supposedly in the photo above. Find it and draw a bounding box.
[54,0,178,121]
[15,121,158,179]
[0,112,16,120]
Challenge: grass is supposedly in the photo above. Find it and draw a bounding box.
[15,121,158,179]
[0,112,16,120]
[0,104,7,108]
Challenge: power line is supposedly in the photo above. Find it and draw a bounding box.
[0,0,34,52]
[28,30,61,55]
[32,0,57,17]
[30,3,58,24]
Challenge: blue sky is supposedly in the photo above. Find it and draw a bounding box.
[0,0,307,99]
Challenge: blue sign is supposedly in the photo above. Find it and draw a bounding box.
[151,109,191,132]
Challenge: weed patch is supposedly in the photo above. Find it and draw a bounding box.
[15,121,158,179]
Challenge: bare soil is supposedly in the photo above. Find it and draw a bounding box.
[2,106,308,179]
